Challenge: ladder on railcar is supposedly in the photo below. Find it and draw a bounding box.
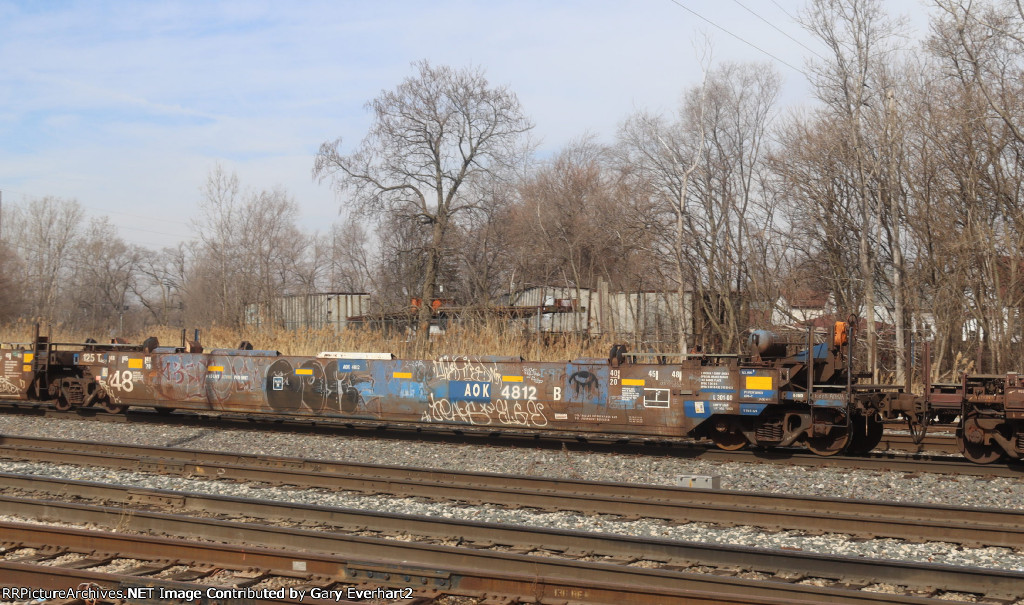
[31,324,51,400]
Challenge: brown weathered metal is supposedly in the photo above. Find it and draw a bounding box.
[4,321,1024,463]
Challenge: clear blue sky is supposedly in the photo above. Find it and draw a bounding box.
[0,0,927,249]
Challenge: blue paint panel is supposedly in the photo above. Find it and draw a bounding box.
[337,359,366,372]
[400,381,426,399]
[449,380,492,402]
[684,400,712,418]
[740,369,757,376]
[564,362,609,405]
[813,398,846,407]
[741,389,774,398]
[740,404,767,415]
[794,343,830,362]
[699,388,737,394]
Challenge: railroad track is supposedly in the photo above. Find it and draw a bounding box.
[0,435,1021,548]
[3,473,1021,603]
[875,433,958,454]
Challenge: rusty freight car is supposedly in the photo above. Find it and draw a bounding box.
[3,322,1022,463]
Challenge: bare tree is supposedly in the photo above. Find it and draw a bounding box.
[188,165,245,326]
[451,180,520,306]
[326,220,374,293]
[618,61,780,353]
[133,245,186,327]
[187,165,307,328]
[800,0,908,380]
[314,60,534,342]
[0,241,25,322]
[617,96,707,353]
[920,1,1024,371]
[7,196,84,324]
[70,217,143,334]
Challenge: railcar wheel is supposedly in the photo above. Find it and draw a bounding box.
[847,415,883,454]
[958,433,1001,464]
[710,430,748,451]
[958,417,1002,464]
[805,411,851,456]
[102,399,127,414]
[805,431,850,456]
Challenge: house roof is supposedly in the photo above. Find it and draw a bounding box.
[784,290,831,309]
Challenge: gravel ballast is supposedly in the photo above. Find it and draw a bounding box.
[2,414,1024,578]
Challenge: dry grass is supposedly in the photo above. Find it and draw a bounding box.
[0,319,618,362]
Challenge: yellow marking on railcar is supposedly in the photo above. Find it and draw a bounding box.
[393,371,413,379]
[208,366,224,372]
[502,375,523,382]
[24,354,33,363]
[745,376,773,390]
[23,365,31,372]
[295,368,313,376]
[128,358,143,369]
[622,378,645,386]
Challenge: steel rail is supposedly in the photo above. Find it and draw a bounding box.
[0,562,325,605]
[0,486,1015,603]
[695,447,1024,477]
[0,436,1020,548]
[875,433,958,454]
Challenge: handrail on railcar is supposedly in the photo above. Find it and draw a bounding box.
[626,352,740,361]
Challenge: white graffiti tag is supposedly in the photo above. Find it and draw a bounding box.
[420,394,548,427]
[431,358,502,383]
[0,376,23,395]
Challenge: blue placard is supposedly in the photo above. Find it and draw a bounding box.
[740,404,767,415]
[684,400,712,418]
[337,359,366,372]
[449,380,491,402]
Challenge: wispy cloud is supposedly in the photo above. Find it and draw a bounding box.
[0,0,928,248]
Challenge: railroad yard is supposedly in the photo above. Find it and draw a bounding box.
[1,411,1023,604]
[12,1,1024,602]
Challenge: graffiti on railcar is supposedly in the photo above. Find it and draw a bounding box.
[207,356,261,404]
[296,359,330,413]
[420,394,548,427]
[0,376,22,394]
[422,395,494,425]
[431,357,502,383]
[266,358,332,413]
[569,371,598,398]
[266,359,301,412]
[263,357,378,415]
[156,355,207,401]
[564,362,609,406]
